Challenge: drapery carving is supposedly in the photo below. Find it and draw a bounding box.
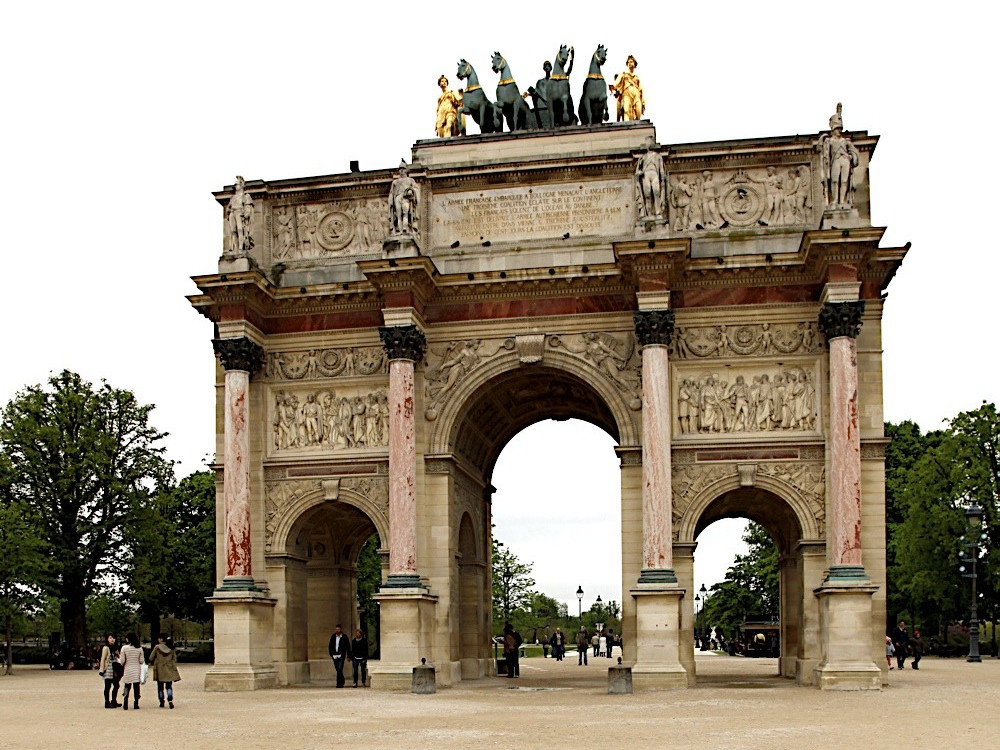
[271,387,389,452]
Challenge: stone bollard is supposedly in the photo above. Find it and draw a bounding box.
[608,656,633,694]
[412,657,436,694]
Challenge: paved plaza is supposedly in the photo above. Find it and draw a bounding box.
[1,653,996,749]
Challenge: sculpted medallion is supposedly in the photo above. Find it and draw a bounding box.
[267,346,388,381]
[271,198,387,260]
[672,322,819,359]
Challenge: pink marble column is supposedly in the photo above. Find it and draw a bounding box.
[379,325,427,588]
[634,310,677,584]
[213,337,264,590]
[818,301,867,579]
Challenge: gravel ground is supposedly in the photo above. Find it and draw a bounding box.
[2,653,996,749]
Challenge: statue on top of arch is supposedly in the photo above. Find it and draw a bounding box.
[818,103,861,209]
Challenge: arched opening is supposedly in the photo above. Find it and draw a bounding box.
[687,485,818,684]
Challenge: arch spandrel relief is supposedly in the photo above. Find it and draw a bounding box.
[270,386,389,456]
[424,338,516,420]
[548,331,641,410]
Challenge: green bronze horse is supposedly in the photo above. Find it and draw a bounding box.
[490,52,533,131]
[578,44,610,126]
[548,44,577,127]
[456,59,502,134]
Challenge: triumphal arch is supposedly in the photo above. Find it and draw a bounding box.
[190,83,907,691]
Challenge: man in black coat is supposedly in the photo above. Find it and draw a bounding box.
[328,624,352,688]
[890,620,909,670]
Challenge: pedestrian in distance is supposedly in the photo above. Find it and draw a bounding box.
[910,629,924,670]
[577,626,589,665]
[891,620,909,670]
[606,629,615,658]
[149,634,181,708]
[328,624,351,688]
[351,628,368,688]
[885,635,895,669]
[502,623,518,678]
[118,633,145,710]
[550,627,566,661]
[98,633,122,708]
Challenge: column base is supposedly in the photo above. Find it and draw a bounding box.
[371,588,439,690]
[216,575,264,592]
[204,589,278,692]
[380,573,426,589]
[637,568,678,584]
[813,581,881,691]
[629,584,691,690]
[825,564,868,582]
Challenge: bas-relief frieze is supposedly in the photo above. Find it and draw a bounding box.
[672,323,819,360]
[271,198,387,261]
[668,165,813,231]
[674,363,819,437]
[423,331,641,420]
[267,346,388,381]
[264,477,388,553]
[271,387,389,453]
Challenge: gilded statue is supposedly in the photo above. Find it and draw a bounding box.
[226,175,254,255]
[434,75,464,138]
[819,103,860,209]
[389,160,419,236]
[610,54,645,121]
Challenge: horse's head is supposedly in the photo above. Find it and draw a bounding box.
[556,44,570,66]
[491,51,505,74]
[456,59,471,81]
[595,44,607,66]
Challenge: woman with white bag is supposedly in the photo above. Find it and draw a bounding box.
[119,633,146,710]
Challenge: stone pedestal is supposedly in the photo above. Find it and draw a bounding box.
[813,582,881,691]
[369,588,439,690]
[629,586,689,690]
[608,661,633,694]
[384,235,421,258]
[411,659,437,694]
[204,590,278,691]
[820,208,863,230]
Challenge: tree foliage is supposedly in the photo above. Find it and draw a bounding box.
[0,371,172,650]
[491,538,536,632]
[0,493,48,674]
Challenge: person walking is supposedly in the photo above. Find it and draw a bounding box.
[576,626,589,666]
[550,627,566,662]
[885,635,895,669]
[98,634,122,708]
[502,623,518,678]
[149,634,181,708]
[910,629,924,670]
[328,624,351,688]
[592,632,599,658]
[891,620,909,670]
[350,628,369,688]
[118,633,145,711]
[606,629,615,658]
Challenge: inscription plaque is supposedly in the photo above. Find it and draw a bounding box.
[430,180,633,248]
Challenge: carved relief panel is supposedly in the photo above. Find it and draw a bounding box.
[671,322,819,359]
[672,360,821,439]
[269,385,389,456]
[667,165,814,232]
[266,346,388,381]
[270,198,388,261]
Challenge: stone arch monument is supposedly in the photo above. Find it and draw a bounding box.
[190,109,907,691]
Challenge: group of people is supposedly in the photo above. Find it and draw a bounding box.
[98,633,181,711]
[327,625,370,688]
[887,620,924,671]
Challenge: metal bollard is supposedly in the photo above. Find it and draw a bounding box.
[411,657,436,694]
[608,656,633,694]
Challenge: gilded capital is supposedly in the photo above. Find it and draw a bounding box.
[633,309,675,347]
[818,301,865,344]
[379,325,427,361]
[213,337,265,374]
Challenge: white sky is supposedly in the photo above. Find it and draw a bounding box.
[3,2,998,613]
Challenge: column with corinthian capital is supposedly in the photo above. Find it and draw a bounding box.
[378,325,427,588]
[212,336,265,590]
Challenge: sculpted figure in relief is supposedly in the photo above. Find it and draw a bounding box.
[227,176,254,255]
[435,75,464,138]
[679,368,816,435]
[273,388,389,451]
[819,103,861,209]
[698,171,721,229]
[610,54,645,121]
[426,340,482,403]
[389,160,419,236]
[669,177,693,231]
[635,141,666,220]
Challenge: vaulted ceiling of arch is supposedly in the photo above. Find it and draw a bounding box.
[695,487,802,552]
[450,366,619,482]
[293,501,377,564]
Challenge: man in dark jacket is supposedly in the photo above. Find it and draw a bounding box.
[909,629,924,670]
[891,620,909,670]
[328,624,352,688]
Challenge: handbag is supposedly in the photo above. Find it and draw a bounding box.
[140,663,149,685]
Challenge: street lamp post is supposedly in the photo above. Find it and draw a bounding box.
[699,584,708,651]
[694,594,701,649]
[576,586,584,627]
[959,501,988,663]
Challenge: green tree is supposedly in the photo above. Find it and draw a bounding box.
[491,539,535,632]
[356,533,382,656]
[702,522,778,637]
[0,496,48,674]
[0,371,172,651]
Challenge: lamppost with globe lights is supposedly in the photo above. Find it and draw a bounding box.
[576,586,584,627]
[959,501,988,663]
[698,584,708,650]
